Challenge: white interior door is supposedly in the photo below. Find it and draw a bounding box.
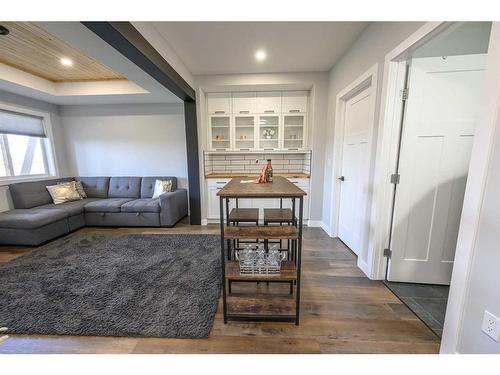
[388,54,487,284]
[338,86,373,256]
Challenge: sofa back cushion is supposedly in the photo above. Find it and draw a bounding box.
[75,177,110,198]
[108,177,141,198]
[8,177,73,209]
[140,177,177,198]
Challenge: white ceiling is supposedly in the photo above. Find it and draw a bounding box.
[152,22,368,75]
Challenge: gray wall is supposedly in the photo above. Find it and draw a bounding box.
[0,90,69,211]
[60,103,188,188]
[321,22,425,230]
[0,92,189,211]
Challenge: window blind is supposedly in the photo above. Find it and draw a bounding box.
[0,109,46,138]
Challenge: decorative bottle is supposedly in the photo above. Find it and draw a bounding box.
[266,159,273,183]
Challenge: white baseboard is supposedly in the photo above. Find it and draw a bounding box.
[306,220,322,227]
[201,219,208,226]
[320,222,333,237]
[357,257,371,278]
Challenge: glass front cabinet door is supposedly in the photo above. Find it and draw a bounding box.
[233,115,256,150]
[258,115,280,150]
[283,114,306,150]
[209,115,232,150]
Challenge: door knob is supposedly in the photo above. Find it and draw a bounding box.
[338,176,345,181]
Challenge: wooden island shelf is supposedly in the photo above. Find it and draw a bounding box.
[223,225,298,240]
[217,176,306,324]
[225,261,297,281]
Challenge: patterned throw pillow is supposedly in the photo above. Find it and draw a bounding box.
[47,182,82,204]
[58,180,87,198]
[152,179,173,199]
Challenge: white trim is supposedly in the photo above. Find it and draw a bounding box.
[369,21,498,354]
[306,220,323,227]
[370,22,448,280]
[329,64,378,239]
[0,101,59,184]
[327,64,379,278]
[320,220,331,236]
[440,22,500,354]
[357,257,370,278]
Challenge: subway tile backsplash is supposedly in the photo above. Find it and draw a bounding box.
[204,151,312,176]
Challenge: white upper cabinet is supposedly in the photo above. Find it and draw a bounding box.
[282,91,308,113]
[207,93,231,114]
[206,90,310,151]
[256,91,282,114]
[232,92,257,114]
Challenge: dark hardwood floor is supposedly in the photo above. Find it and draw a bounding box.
[0,221,440,354]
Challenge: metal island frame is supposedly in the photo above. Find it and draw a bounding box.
[217,176,306,324]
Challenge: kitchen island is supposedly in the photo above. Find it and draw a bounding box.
[217,176,306,324]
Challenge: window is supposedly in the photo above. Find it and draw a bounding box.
[0,108,54,180]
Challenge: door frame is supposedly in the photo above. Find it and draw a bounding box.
[329,63,378,275]
[370,21,499,353]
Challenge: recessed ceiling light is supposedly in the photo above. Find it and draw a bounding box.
[60,57,73,67]
[255,50,267,62]
[0,25,9,36]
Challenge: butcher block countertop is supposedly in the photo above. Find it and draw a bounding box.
[217,176,307,198]
[205,172,310,179]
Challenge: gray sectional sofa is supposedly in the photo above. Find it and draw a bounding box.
[0,176,188,246]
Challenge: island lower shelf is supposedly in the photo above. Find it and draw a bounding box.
[225,260,297,281]
[223,225,298,240]
[226,293,296,319]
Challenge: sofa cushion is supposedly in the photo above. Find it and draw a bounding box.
[8,178,73,209]
[141,176,177,198]
[108,177,141,198]
[75,177,110,198]
[83,198,134,213]
[0,208,68,229]
[121,198,161,213]
[40,198,101,217]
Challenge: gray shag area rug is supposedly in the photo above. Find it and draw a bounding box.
[0,233,221,338]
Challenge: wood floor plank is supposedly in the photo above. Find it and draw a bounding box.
[0,223,440,354]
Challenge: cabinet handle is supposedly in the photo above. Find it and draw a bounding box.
[289,109,300,113]
[264,148,274,151]
[215,148,226,151]
[287,148,299,151]
[216,181,226,184]
[239,110,250,114]
[239,148,250,151]
[292,182,299,184]
[264,110,275,113]
[214,111,225,114]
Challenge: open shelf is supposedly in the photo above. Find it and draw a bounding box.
[224,225,298,240]
[225,261,297,281]
[226,293,296,318]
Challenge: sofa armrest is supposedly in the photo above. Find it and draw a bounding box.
[159,188,188,226]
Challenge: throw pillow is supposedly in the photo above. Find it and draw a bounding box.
[58,180,87,198]
[47,182,82,204]
[152,179,173,199]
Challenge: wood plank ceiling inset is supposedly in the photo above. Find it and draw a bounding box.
[0,22,125,83]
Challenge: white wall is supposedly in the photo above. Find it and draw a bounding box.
[440,22,500,354]
[0,89,69,211]
[321,22,425,270]
[194,72,329,223]
[457,105,500,353]
[60,103,188,188]
[133,22,195,89]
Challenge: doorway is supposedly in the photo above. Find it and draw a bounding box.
[332,64,377,273]
[384,22,492,337]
